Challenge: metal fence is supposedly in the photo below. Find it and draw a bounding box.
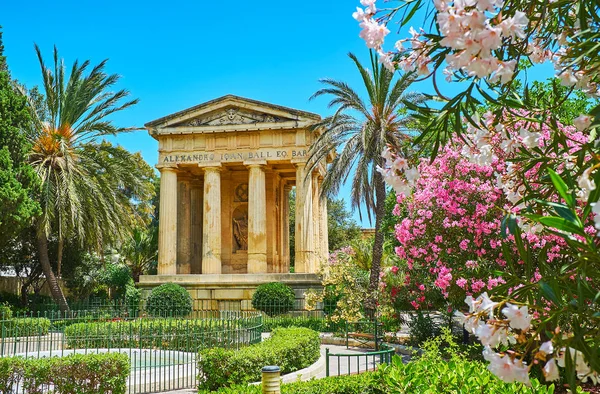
[0,309,263,393]
[325,345,395,377]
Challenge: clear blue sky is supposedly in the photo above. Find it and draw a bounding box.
[2,0,553,227]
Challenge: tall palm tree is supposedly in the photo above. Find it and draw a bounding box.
[122,226,158,282]
[308,51,424,316]
[25,46,151,312]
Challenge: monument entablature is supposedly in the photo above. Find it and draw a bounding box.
[139,95,330,302]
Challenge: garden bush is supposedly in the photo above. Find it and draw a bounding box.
[145,283,192,317]
[197,327,320,391]
[407,312,441,346]
[0,318,50,337]
[0,352,129,393]
[64,316,261,351]
[0,303,12,319]
[261,315,345,333]
[204,373,379,394]
[251,282,295,316]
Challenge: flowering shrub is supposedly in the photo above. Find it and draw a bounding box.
[351,0,600,388]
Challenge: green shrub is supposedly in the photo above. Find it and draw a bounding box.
[261,316,344,333]
[251,282,295,316]
[0,317,50,336]
[408,312,440,346]
[64,316,261,351]
[145,283,192,317]
[205,373,379,394]
[198,327,321,391]
[125,283,141,316]
[0,352,129,393]
[0,303,12,320]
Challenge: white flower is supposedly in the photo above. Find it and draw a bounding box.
[475,323,510,347]
[486,351,531,385]
[573,114,592,131]
[360,0,377,13]
[359,19,389,49]
[543,358,560,381]
[490,60,516,84]
[558,348,591,379]
[502,303,532,331]
[540,341,554,355]
[577,168,596,201]
[478,25,503,51]
[378,50,396,72]
[404,167,420,184]
[500,11,529,39]
[558,69,578,87]
[519,127,541,149]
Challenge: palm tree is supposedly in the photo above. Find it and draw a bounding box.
[122,226,158,282]
[308,51,424,316]
[25,46,152,312]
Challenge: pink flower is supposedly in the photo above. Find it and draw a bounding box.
[391,266,399,274]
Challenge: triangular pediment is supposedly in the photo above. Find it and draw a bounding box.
[145,95,320,132]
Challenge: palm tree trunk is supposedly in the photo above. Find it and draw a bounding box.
[365,171,387,319]
[35,230,70,312]
[57,238,63,278]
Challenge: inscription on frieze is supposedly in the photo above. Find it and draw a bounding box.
[161,149,308,163]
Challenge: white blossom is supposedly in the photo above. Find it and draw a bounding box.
[543,358,560,382]
[573,114,592,131]
[502,303,532,331]
[577,168,596,201]
[519,128,541,149]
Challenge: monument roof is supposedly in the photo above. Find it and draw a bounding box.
[145,95,321,129]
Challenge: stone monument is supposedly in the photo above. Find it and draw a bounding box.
[138,95,330,308]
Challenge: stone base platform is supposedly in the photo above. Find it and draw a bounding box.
[138,274,322,310]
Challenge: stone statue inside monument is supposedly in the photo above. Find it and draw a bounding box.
[232,208,248,252]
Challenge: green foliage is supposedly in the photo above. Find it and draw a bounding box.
[0,30,39,251]
[407,312,441,346]
[0,352,129,394]
[63,317,260,350]
[327,198,362,252]
[0,303,12,319]
[197,327,321,391]
[261,316,345,333]
[101,263,132,299]
[146,283,192,317]
[124,283,141,312]
[206,373,379,394]
[251,282,295,317]
[0,317,50,336]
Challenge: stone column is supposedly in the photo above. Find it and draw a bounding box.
[202,165,222,274]
[190,183,203,274]
[303,171,315,272]
[283,184,291,273]
[311,173,320,273]
[177,180,192,274]
[247,162,268,273]
[294,162,306,273]
[157,167,178,275]
[319,177,329,261]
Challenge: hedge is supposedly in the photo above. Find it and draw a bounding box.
[261,316,345,333]
[0,352,129,393]
[64,317,260,351]
[205,373,379,394]
[197,327,321,391]
[146,283,193,317]
[0,318,51,337]
[251,282,295,316]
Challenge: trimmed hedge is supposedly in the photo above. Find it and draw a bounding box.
[64,317,260,351]
[0,352,129,393]
[0,318,50,337]
[205,373,379,394]
[251,282,295,316]
[198,327,321,391]
[146,283,193,317]
[261,316,345,333]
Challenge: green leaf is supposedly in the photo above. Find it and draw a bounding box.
[547,169,575,207]
[537,216,585,236]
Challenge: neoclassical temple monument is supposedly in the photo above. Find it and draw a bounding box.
[138,96,329,303]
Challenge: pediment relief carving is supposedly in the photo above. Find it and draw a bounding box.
[183,107,293,127]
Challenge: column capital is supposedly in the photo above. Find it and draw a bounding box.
[202,165,222,174]
[156,164,178,171]
[244,160,267,168]
[198,162,222,170]
[291,159,306,168]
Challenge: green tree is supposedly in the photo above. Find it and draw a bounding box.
[307,51,424,314]
[25,46,153,311]
[0,29,39,249]
[122,226,158,282]
[326,198,361,251]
